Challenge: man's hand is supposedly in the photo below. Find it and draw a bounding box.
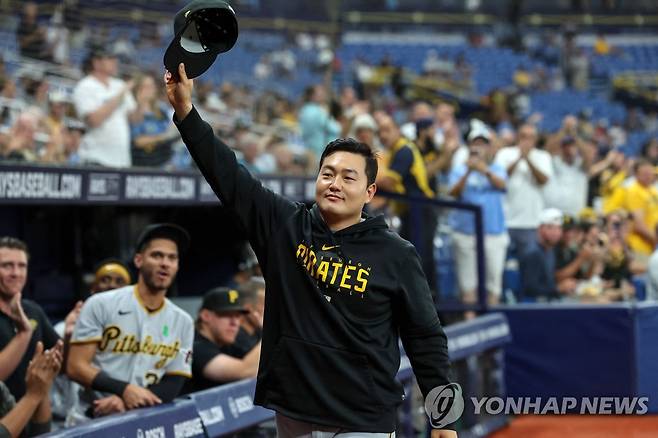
[519,142,532,159]
[64,301,84,336]
[558,278,578,295]
[466,156,479,171]
[246,310,264,330]
[164,63,194,121]
[25,340,63,399]
[121,384,162,409]
[473,158,488,174]
[431,429,458,438]
[9,293,33,333]
[578,244,594,261]
[93,395,126,417]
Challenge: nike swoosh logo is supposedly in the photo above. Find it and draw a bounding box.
[118,310,132,315]
[322,244,339,251]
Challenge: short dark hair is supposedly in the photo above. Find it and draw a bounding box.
[318,138,378,186]
[634,157,654,173]
[0,237,29,259]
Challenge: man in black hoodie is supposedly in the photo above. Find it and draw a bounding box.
[165,63,456,437]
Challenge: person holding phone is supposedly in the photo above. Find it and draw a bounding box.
[449,121,508,307]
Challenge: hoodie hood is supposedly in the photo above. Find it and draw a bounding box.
[310,203,388,236]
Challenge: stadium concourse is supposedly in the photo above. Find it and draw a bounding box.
[0,0,657,436]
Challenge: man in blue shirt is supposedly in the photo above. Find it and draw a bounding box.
[518,208,566,301]
[448,122,508,306]
[298,85,341,161]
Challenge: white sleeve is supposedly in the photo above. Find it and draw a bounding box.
[165,314,194,378]
[451,146,468,171]
[535,151,555,179]
[123,90,137,113]
[73,82,103,118]
[493,148,509,167]
[71,295,106,343]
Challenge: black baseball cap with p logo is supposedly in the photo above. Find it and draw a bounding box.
[163,0,238,79]
[200,287,249,314]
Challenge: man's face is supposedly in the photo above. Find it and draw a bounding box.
[540,224,563,246]
[354,127,375,147]
[313,86,326,103]
[563,227,583,248]
[636,164,655,187]
[134,238,179,292]
[435,103,454,125]
[377,118,399,149]
[469,138,489,159]
[561,142,578,163]
[95,56,118,77]
[0,248,27,300]
[518,126,538,149]
[316,151,376,225]
[412,102,432,121]
[93,272,129,294]
[418,126,434,142]
[206,310,243,345]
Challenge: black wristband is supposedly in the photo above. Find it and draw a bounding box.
[91,371,129,396]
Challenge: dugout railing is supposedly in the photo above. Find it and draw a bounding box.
[43,313,512,438]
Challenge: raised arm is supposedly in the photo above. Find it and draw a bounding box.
[0,295,33,381]
[165,63,297,253]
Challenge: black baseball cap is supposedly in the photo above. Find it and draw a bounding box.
[201,287,249,314]
[135,223,190,254]
[83,45,117,73]
[163,0,239,79]
[415,118,434,133]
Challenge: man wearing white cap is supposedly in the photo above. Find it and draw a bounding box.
[448,121,508,306]
[518,208,575,301]
[350,113,377,149]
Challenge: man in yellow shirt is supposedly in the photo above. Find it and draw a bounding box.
[622,159,658,260]
[377,115,438,293]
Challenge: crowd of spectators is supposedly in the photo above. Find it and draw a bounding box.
[1,4,658,306]
[1,5,658,433]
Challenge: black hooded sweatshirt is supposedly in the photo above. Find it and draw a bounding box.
[175,108,452,432]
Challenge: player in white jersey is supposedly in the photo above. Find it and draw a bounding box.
[67,224,194,421]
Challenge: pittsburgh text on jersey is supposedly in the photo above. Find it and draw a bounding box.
[100,325,181,369]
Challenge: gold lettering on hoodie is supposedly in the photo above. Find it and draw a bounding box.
[295,243,370,294]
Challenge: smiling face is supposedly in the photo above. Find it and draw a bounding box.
[0,248,27,301]
[315,151,376,231]
[133,238,179,293]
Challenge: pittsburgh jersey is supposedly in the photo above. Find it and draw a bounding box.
[71,285,194,387]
